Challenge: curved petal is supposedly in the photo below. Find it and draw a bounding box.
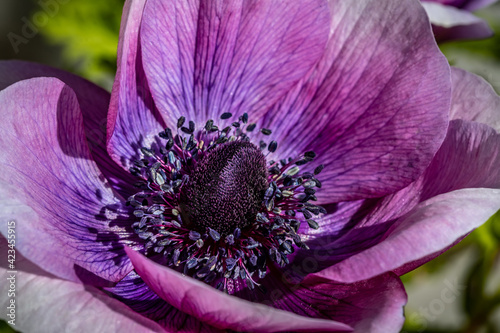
[231,269,406,333]
[293,273,407,333]
[0,272,165,333]
[414,120,500,199]
[0,236,164,333]
[262,0,451,202]
[292,214,394,273]
[140,0,330,126]
[105,272,225,332]
[318,67,500,213]
[125,247,352,332]
[422,2,493,41]
[450,67,500,131]
[108,0,166,170]
[0,60,138,197]
[299,199,369,241]
[296,119,500,277]
[314,188,500,283]
[0,78,133,283]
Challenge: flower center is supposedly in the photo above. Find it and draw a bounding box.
[127,113,325,293]
[181,141,268,235]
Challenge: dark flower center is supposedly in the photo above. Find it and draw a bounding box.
[127,112,325,293]
[181,141,268,235]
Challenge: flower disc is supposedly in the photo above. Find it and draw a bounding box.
[181,141,268,235]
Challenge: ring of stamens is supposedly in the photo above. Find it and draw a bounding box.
[127,112,325,292]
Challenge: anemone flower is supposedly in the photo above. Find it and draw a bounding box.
[421,0,498,41]
[2,0,500,332]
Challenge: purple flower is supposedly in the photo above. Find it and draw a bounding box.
[421,0,498,41]
[1,0,500,332]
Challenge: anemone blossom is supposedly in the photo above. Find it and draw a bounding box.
[1,0,500,332]
[421,0,498,41]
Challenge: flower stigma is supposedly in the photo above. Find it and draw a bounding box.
[127,113,325,293]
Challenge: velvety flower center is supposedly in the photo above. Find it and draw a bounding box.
[181,141,268,236]
[127,113,325,292]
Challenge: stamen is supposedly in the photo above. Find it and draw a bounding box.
[220,112,232,120]
[127,114,325,293]
[260,128,272,135]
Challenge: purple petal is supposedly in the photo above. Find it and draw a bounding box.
[296,273,407,333]
[332,74,500,217]
[105,272,225,332]
[0,78,132,283]
[262,0,451,202]
[314,188,500,283]
[125,247,352,332]
[0,60,138,197]
[230,269,406,333]
[290,197,397,272]
[293,216,394,272]
[414,120,500,198]
[422,2,493,41]
[140,0,330,125]
[108,0,166,170]
[298,200,368,241]
[0,238,163,333]
[450,67,500,130]
[296,119,500,279]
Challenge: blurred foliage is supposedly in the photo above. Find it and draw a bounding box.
[403,210,500,333]
[0,321,16,333]
[32,0,124,90]
[401,206,500,332]
[440,4,500,93]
